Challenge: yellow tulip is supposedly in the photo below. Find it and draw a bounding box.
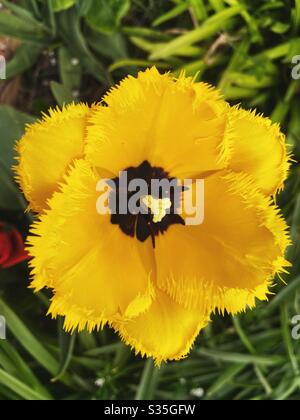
[15,68,291,364]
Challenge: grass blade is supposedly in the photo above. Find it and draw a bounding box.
[0,299,59,377]
[197,348,284,366]
[150,5,244,60]
[135,359,161,400]
[0,369,52,400]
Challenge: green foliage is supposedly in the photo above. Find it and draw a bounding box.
[0,106,35,210]
[0,0,300,401]
[84,0,131,34]
[51,0,76,12]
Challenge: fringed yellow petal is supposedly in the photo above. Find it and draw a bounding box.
[28,160,155,326]
[85,68,173,175]
[227,106,292,196]
[146,76,229,179]
[113,288,210,365]
[155,171,291,314]
[214,282,272,316]
[85,67,229,179]
[48,291,109,334]
[15,103,91,212]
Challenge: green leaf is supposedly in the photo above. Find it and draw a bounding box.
[189,0,207,22]
[280,305,299,375]
[52,320,77,382]
[130,36,204,57]
[0,340,52,399]
[0,368,52,400]
[197,348,285,366]
[0,105,35,170]
[50,47,82,106]
[58,47,82,89]
[0,106,35,209]
[232,317,272,396]
[0,161,22,210]
[150,5,244,60]
[57,8,112,85]
[23,0,41,18]
[207,364,246,398]
[85,0,130,34]
[87,30,128,61]
[0,10,49,43]
[50,81,75,106]
[152,3,189,27]
[135,359,161,400]
[46,0,57,36]
[208,0,225,12]
[76,0,93,16]
[122,26,171,41]
[6,43,43,79]
[0,299,59,378]
[1,0,41,24]
[286,38,300,62]
[271,21,290,34]
[51,0,76,12]
[292,0,300,32]
[264,275,300,315]
[288,100,300,147]
[218,37,251,93]
[84,343,123,356]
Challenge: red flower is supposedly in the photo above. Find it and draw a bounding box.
[0,223,29,269]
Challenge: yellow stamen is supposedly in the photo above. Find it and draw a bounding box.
[141,195,172,223]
